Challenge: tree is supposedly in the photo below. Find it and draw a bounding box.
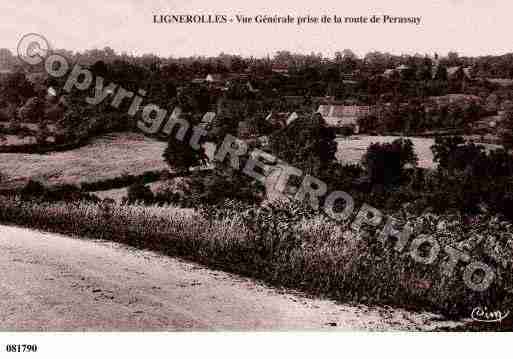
[0,72,35,105]
[162,115,207,175]
[432,63,448,82]
[431,135,466,170]
[363,138,418,186]
[269,113,337,176]
[18,96,45,123]
[55,106,88,143]
[500,102,513,150]
[91,60,108,78]
[125,182,155,205]
[0,48,14,69]
[18,96,52,145]
[447,51,460,67]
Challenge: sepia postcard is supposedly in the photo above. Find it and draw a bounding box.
[0,0,512,357]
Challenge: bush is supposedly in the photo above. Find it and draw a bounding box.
[362,138,418,186]
[162,114,207,174]
[429,138,513,218]
[125,182,155,205]
[19,180,99,203]
[269,113,338,176]
[431,135,466,170]
[337,126,354,137]
[80,170,164,192]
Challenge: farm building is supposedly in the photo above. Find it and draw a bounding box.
[205,73,225,84]
[317,105,373,133]
[447,66,472,81]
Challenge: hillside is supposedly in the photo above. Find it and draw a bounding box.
[0,132,168,189]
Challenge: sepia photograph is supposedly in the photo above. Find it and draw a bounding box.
[0,0,512,356]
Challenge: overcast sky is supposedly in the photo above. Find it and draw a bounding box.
[0,0,510,58]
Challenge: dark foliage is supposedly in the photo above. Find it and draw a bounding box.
[125,182,155,205]
[19,180,99,203]
[362,138,418,186]
[269,113,337,176]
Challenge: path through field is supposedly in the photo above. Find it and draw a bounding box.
[0,225,465,331]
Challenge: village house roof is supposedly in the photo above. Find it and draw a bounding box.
[317,105,372,118]
[447,66,460,77]
[47,86,57,97]
[383,69,399,78]
[317,105,372,131]
[246,81,258,93]
[225,73,250,81]
[447,66,472,80]
[205,73,224,83]
[271,64,289,73]
[383,65,411,78]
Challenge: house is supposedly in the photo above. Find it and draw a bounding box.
[383,69,399,79]
[383,69,399,78]
[271,64,289,75]
[245,81,258,93]
[383,65,410,79]
[341,71,360,82]
[317,105,374,133]
[205,73,224,83]
[225,73,250,82]
[396,64,410,72]
[447,66,472,81]
[341,72,356,81]
[47,86,57,97]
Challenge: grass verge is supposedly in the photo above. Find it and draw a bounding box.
[0,196,511,319]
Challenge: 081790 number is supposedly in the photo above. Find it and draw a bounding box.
[5,344,38,353]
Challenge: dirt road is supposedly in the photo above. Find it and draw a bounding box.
[0,225,464,331]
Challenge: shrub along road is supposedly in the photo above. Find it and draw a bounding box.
[0,225,465,331]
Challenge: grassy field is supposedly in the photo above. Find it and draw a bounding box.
[336,135,502,169]
[0,132,168,188]
[336,136,436,168]
[1,132,502,193]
